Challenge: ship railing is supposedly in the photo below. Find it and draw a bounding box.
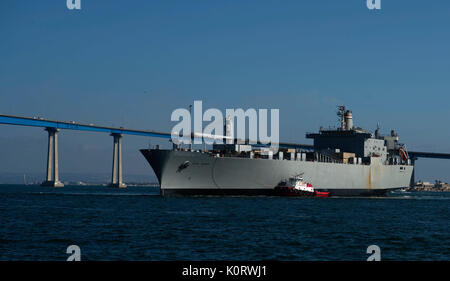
[313,152,344,164]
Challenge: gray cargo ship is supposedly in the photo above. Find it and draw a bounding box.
[141,106,414,196]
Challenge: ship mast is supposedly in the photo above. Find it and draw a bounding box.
[337,106,346,130]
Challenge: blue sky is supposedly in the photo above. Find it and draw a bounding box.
[1,0,449,182]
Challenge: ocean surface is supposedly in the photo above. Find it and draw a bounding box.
[0,184,448,261]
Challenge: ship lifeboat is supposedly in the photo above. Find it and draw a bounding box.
[275,176,330,197]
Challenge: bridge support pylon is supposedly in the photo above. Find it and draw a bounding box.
[110,133,126,188]
[41,127,64,187]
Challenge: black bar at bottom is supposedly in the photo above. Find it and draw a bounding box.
[0,261,447,280]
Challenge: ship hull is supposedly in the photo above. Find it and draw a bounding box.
[140,149,414,197]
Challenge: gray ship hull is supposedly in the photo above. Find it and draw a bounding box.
[141,149,414,196]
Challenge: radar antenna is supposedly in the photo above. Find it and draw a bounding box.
[375,123,381,138]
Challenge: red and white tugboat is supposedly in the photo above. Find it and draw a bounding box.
[275,175,330,197]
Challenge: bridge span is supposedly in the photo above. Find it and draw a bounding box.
[0,114,173,187]
[1,113,449,187]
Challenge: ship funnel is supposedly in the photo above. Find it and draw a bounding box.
[345,110,353,130]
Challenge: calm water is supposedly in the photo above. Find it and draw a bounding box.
[0,184,448,261]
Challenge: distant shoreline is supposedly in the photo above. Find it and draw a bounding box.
[403,182,450,192]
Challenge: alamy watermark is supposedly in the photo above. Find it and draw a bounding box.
[366,245,381,261]
[367,0,381,10]
[67,0,81,10]
[66,1,380,12]
[171,101,279,151]
[66,245,81,261]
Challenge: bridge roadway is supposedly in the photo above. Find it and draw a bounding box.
[408,151,450,160]
[0,113,315,149]
[1,113,450,187]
